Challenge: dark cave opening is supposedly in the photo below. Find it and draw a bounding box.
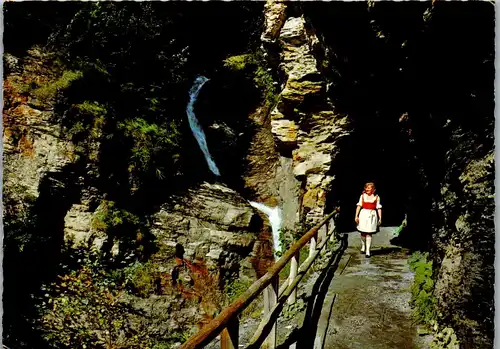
[329,126,408,234]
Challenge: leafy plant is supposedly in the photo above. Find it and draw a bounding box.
[32,69,82,103]
[224,52,279,107]
[122,261,159,298]
[223,277,262,320]
[63,100,107,160]
[91,200,151,259]
[38,265,148,348]
[223,54,256,71]
[278,246,312,281]
[408,251,437,326]
[92,200,141,232]
[224,278,253,304]
[118,118,181,180]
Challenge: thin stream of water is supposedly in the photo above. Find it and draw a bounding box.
[186,76,221,177]
[249,201,282,256]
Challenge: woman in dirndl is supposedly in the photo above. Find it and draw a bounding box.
[354,182,382,258]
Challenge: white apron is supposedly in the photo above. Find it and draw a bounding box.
[356,194,381,233]
[357,208,378,233]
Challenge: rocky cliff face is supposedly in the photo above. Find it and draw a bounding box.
[152,182,261,281]
[3,47,269,348]
[3,48,274,279]
[3,49,76,205]
[431,142,494,348]
[397,107,495,347]
[261,2,352,227]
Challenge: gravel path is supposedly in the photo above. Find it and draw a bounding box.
[322,227,432,349]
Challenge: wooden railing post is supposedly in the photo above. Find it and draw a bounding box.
[318,225,327,255]
[318,224,327,243]
[263,275,279,349]
[329,217,336,242]
[287,250,299,304]
[309,231,317,258]
[220,317,239,349]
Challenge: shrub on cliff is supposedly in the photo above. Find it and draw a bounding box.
[91,200,154,260]
[38,265,142,348]
[118,118,182,184]
[224,52,278,108]
[408,251,437,326]
[37,258,193,349]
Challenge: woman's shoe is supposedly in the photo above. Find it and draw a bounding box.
[365,254,371,258]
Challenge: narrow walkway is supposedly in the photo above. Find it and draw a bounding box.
[321,227,431,349]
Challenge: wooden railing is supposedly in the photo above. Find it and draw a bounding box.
[181,209,342,349]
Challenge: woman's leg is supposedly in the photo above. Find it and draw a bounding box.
[365,234,372,256]
[360,233,366,252]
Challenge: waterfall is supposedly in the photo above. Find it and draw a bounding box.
[249,201,282,256]
[186,76,221,177]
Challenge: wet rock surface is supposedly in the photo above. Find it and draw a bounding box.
[323,227,432,349]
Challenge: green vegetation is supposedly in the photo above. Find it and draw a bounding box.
[38,263,150,348]
[224,277,253,304]
[121,261,160,298]
[408,251,437,326]
[431,327,460,349]
[65,101,107,160]
[279,247,310,280]
[275,226,312,279]
[92,200,142,233]
[32,70,83,103]
[37,256,196,349]
[224,52,279,107]
[224,277,263,320]
[118,118,181,180]
[91,200,150,257]
[276,226,305,257]
[4,49,81,104]
[223,54,255,71]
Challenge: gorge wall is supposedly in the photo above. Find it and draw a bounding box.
[301,2,495,347]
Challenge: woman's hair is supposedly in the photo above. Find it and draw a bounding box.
[363,182,376,193]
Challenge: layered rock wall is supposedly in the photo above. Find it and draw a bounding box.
[152,182,261,280]
[261,2,351,227]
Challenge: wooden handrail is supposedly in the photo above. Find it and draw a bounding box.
[246,221,346,348]
[180,210,337,349]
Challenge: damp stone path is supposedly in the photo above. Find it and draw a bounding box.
[322,227,432,349]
